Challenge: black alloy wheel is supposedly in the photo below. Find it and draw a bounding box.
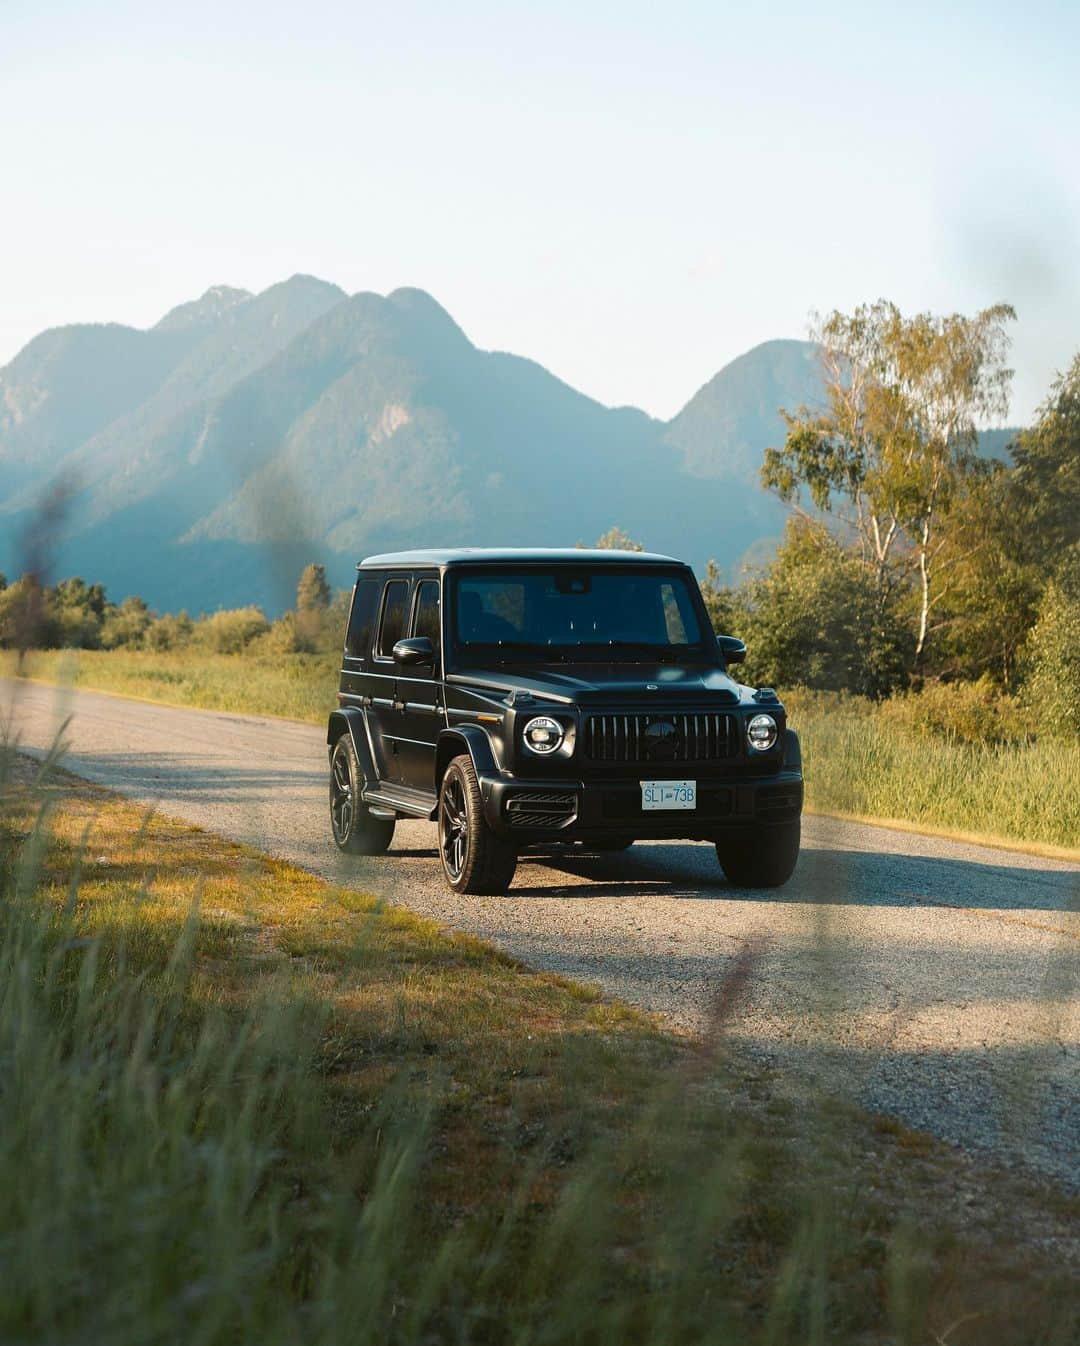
[329,737,395,855]
[438,755,517,895]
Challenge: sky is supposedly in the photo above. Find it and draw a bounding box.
[3,0,1078,424]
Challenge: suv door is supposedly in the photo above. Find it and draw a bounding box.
[396,575,443,793]
[369,573,411,783]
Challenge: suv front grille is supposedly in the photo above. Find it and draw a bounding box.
[505,790,578,828]
[584,713,738,764]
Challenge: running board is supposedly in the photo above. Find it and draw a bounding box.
[362,785,438,820]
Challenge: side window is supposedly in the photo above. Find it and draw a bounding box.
[345,578,381,658]
[412,580,441,668]
[376,579,410,659]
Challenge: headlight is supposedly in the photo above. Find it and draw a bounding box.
[522,715,564,754]
[747,713,778,751]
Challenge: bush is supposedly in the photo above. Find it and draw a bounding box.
[101,596,154,649]
[877,677,1027,745]
[194,607,271,655]
[143,611,194,652]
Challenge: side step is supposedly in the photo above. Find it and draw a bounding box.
[362,783,438,820]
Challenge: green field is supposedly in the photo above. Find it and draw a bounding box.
[5,650,1079,852]
[3,753,1075,1345]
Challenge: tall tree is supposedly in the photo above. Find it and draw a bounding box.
[762,300,1015,670]
[296,563,331,615]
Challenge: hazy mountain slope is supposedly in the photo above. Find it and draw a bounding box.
[33,275,347,528]
[664,339,824,480]
[0,322,203,496]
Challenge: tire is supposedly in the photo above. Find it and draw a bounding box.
[438,754,517,894]
[716,820,800,889]
[582,836,634,852]
[329,736,395,855]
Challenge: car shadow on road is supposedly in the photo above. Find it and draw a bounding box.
[508,842,1079,914]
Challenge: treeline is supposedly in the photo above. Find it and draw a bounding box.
[0,565,346,657]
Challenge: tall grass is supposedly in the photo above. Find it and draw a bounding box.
[4,745,1076,1344]
[789,691,1080,850]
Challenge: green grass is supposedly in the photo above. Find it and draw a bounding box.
[2,751,1077,1345]
[5,650,1079,851]
[788,691,1080,852]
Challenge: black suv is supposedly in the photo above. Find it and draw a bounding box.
[327,549,803,895]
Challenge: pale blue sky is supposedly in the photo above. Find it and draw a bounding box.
[3,0,1078,421]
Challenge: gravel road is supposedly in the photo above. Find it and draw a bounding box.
[7,677,1078,1188]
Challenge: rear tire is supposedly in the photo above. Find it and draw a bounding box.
[439,754,517,894]
[330,736,395,855]
[716,820,800,888]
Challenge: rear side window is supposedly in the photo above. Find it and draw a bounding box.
[376,579,410,659]
[345,578,381,658]
[413,580,441,664]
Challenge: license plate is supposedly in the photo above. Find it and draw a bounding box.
[641,780,697,810]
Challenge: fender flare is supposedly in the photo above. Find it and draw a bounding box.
[783,727,802,771]
[326,708,378,786]
[435,724,500,794]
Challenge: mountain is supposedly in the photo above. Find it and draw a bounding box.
[1,281,1008,615]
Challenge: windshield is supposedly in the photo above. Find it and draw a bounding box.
[451,567,707,661]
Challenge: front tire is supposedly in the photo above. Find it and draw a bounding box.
[439,755,517,894]
[330,736,395,855]
[716,820,800,888]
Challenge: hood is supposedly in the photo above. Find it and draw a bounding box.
[446,661,750,706]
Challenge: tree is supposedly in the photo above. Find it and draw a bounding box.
[593,526,645,552]
[296,563,332,649]
[762,300,1015,671]
[101,595,154,649]
[297,563,331,614]
[743,518,911,697]
[1023,552,1080,736]
[699,559,748,637]
[1011,353,1080,558]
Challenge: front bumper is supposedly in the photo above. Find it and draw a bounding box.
[478,769,804,843]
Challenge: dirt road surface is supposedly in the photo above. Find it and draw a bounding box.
[7,678,1078,1188]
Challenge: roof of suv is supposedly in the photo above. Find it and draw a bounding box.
[358,547,681,568]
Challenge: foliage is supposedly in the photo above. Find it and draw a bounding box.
[1022,554,1080,737]
[763,301,1016,670]
[143,610,194,651]
[194,605,271,654]
[100,595,153,650]
[875,677,1027,745]
[593,525,645,551]
[741,519,910,698]
[296,562,332,648]
[699,559,750,638]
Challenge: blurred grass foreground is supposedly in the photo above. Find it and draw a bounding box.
[2,739,1078,1344]
[5,648,1079,852]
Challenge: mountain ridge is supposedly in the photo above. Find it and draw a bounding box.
[0,279,1020,614]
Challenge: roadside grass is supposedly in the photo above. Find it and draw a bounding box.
[5,650,1080,851]
[2,749,1078,1345]
[787,691,1080,854]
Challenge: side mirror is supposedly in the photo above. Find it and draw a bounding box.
[717,634,746,666]
[393,636,435,666]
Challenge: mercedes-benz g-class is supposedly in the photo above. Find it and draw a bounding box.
[327,549,803,894]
